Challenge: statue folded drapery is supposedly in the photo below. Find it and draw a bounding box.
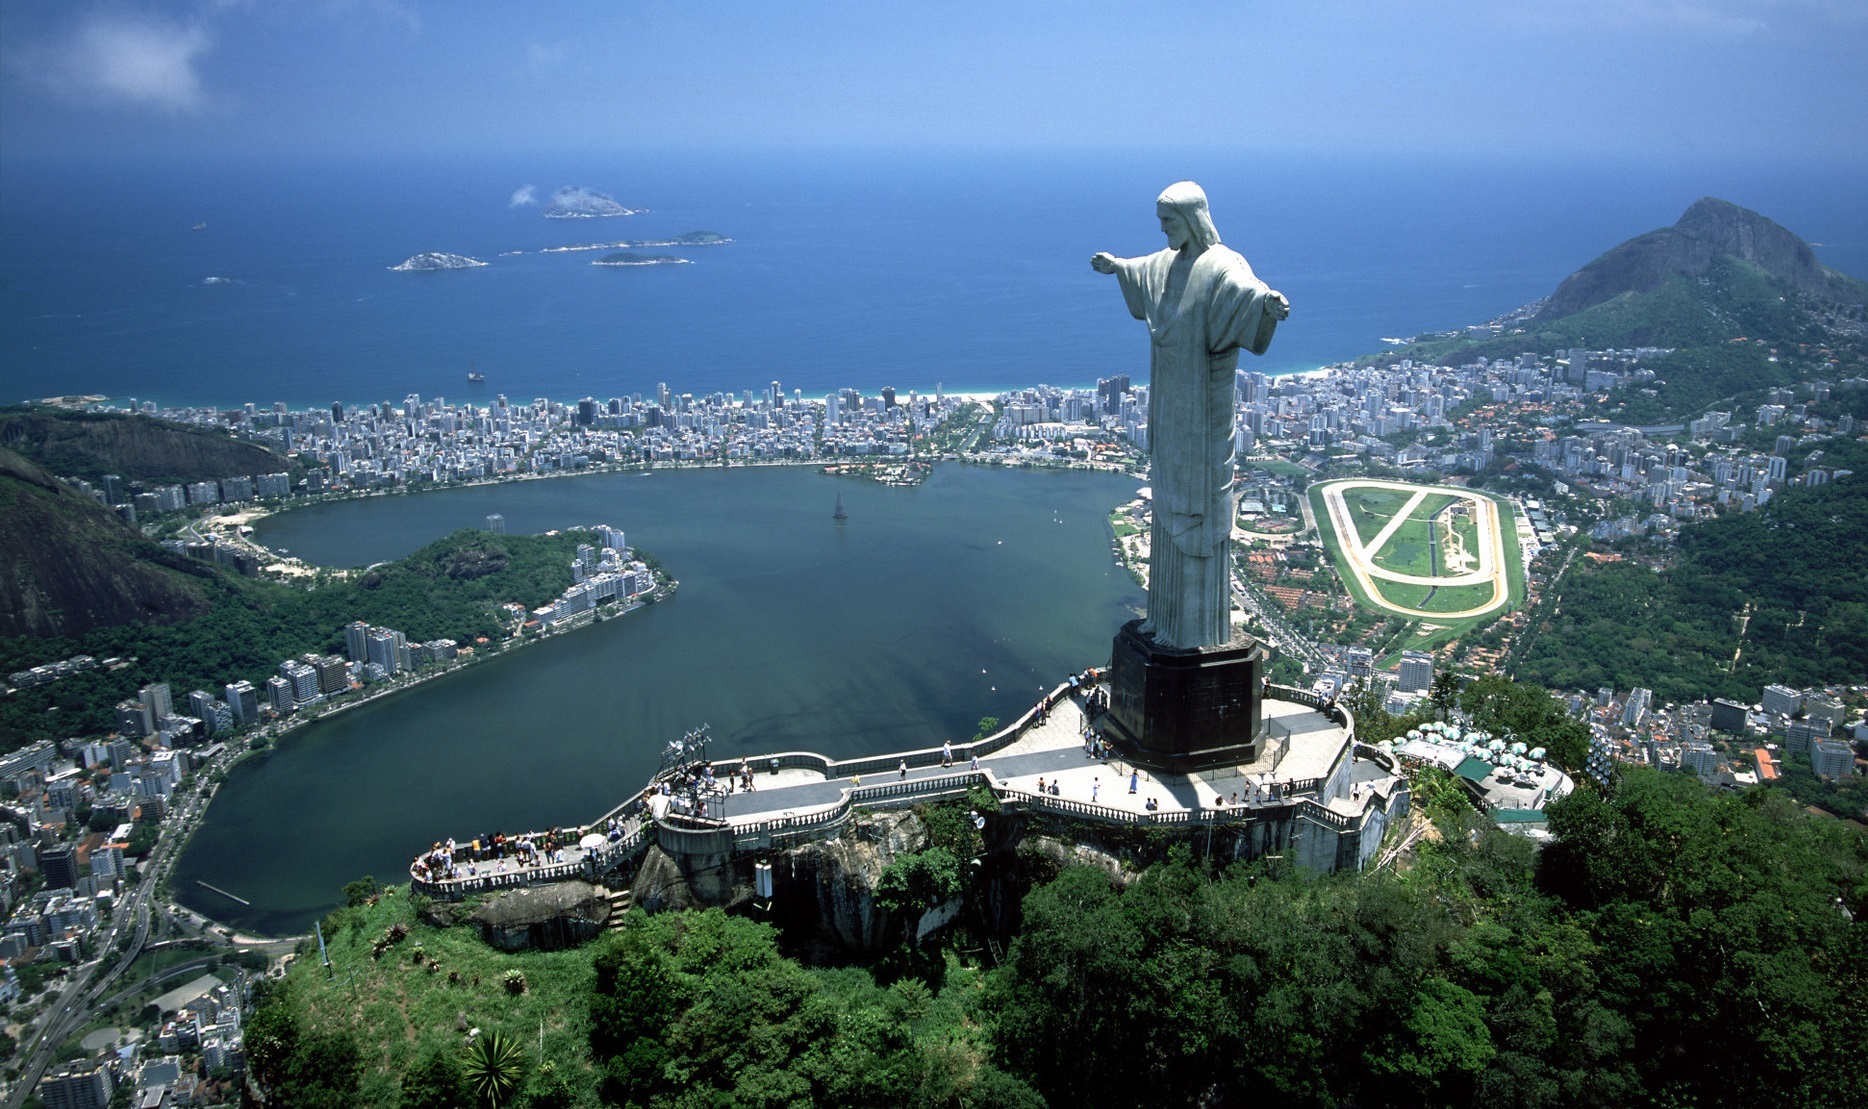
[1093,182,1288,650]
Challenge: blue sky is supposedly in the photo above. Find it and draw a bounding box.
[2,1,1864,160]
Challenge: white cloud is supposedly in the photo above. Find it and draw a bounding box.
[45,14,213,112]
[510,184,538,207]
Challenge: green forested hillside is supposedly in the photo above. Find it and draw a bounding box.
[250,765,1868,1109]
[0,446,216,638]
[0,407,294,486]
[0,529,613,749]
[1513,478,1867,702]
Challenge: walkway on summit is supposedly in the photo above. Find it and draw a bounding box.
[410,687,1365,901]
[709,694,1349,822]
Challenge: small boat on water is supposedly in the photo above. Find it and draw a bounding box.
[467,370,486,383]
[833,491,848,521]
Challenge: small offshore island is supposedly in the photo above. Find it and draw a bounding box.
[541,232,731,253]
[591,252,690,267]
[388,251,488,272]
[540,185,641,219]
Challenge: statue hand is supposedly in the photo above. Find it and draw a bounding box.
[1265,291,1290,321]
[1090,252,1117,275]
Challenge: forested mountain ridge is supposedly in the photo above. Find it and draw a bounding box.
[0,407,299,639]
[0,446,213,638]
[1378,199,1867,422]
[0,406,293,486]
[0,528,608,750]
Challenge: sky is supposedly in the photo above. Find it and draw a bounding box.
[2,1,1865,162]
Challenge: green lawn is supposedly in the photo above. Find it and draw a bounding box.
[1372,580,1499,614]
[269,891,605,1105]
[1370,516,1438,576]
[1342,488,1411,546]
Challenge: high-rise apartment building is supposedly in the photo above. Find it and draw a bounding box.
[224,680,258,727]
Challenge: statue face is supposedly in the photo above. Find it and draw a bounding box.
[1158,205,1192,250]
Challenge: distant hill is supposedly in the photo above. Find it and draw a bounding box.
[1538,197,1868,320]
[1379,198,1868,420]
[0,447,212,638]
[0,408,294,487]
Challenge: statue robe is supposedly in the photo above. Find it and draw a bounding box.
[1111,243,1279,649]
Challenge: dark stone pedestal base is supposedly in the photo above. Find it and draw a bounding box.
[1103,619,1266,772]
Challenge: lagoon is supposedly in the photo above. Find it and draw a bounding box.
[171,463,1143,933]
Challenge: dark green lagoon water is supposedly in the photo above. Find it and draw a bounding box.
[172,464,1143,933]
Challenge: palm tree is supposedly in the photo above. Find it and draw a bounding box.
[461,1028,527,1108]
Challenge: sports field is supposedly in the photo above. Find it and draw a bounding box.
[1309,478,1522,623]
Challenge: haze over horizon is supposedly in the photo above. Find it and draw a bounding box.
[2,2,1865,163]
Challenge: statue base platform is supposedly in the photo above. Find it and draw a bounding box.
[1103,619,1266,773]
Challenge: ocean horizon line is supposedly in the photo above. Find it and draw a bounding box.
[69,363,1340,417]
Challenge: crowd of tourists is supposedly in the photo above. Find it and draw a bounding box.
[411,827,575,883]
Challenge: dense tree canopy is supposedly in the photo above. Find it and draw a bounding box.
[987,769,1866,1109]
[250,756,1865,1109]
[1515,478,1867,703]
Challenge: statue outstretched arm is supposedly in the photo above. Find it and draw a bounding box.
[1090,252,1118,274]
[1265,290,1290,321]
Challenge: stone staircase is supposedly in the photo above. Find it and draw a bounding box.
[604,886,632,929]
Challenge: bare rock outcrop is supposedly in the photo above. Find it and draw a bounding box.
[1017,835,1131,886]
[630,846,701,914]
[469,881,610,952]
[773,810,929,955]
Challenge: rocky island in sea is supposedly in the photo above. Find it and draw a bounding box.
[540,232,731,253]
[389,252,489,272]
[591,251,690,266]
[541,185,641,219]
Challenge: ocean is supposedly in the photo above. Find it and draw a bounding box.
[5,148,1864,411]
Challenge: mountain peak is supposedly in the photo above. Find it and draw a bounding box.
[1537,197,1863,320]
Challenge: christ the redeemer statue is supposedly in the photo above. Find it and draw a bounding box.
[1093,181,1288,650]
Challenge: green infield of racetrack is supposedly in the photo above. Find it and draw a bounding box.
[1342,487,1411,546]
[1371,579,1498,613]
[1307,479,1527,640]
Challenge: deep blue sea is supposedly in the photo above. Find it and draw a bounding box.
[4,149,1864,411]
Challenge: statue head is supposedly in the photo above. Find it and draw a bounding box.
[1156,181,1221,250]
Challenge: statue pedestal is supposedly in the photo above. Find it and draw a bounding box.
[1103,619,1266,772]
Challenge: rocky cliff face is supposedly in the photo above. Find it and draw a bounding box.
[0,447,213,637]
[1538,197,1868,320]
[635,840,728,911]
[772,810,929,956]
